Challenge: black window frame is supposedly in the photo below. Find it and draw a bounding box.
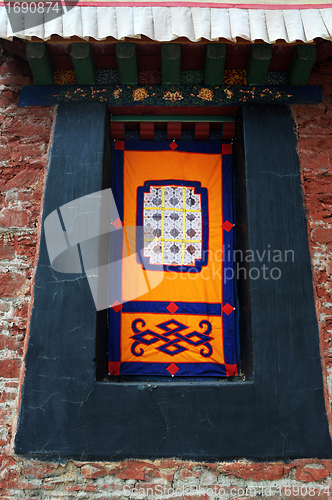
[15,102,332,461]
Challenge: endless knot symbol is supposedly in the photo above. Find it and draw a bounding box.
[130,319,213,357]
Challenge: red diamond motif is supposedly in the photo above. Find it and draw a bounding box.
[112,218,123,230]
[111,300,123,313]
[114,140,125,150]
[222,143,232,155]
[222,303,235,315]
[166,302,179,314]
[169,142,178,151]
[167,363,179,376]
[223,220,234,232]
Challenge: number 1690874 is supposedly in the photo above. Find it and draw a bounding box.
[7,2,63,14]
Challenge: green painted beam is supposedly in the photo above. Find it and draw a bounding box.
[26,42,54,86]
[161,44,181,85]
[246,44,272,86]
[204,44,226,86]
[116,43,138,86]
[112,115,235,122]
[288,45,317,86]
[70,43,95,85]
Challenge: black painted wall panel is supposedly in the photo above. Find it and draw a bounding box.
[15,102,332,461]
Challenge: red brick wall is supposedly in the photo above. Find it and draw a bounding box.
[293,61,332,440]
[1,52,332,499]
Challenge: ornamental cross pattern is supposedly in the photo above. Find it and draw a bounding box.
[130,319,214,357]
[143,185,202,266]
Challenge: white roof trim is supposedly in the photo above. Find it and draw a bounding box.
[1,6,332,42]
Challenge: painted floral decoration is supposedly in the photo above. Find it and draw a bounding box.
[223,69,247,85]
[180,70,204,85]
[163,89,184,103]
[53,84,296,106]
[53,70,77,86]
[138,70,161,85]
[113,87,122,99]
[197,88,214,101]
[238,88,256,102]
[266,71,288,85]
[95,69,119,85]
[132,87,149,101]
[90,87,108,102]
[224,88,235,99]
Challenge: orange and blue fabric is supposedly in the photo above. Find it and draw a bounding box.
[108,140,238,377]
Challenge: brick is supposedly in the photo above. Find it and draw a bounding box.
[296,117,332,132]
[298,135,332,153]
[5,191,18,203]
[17,188,44,205]
[0,91,18,108]
[81,464,106,479]
[180,468,201,479]
[101,483,127,493]
[317,285,332,300]
[0,147,10,162]
[0,272,26,297]
[327,261,332,276]
[0,408,10,426]
[292,104,316,117]
[145,467,176,482]
[301,152,331,173]
[0,58,28,76]
[0,302,10,312]
[0,390,17,403]
[6,169,41,190]
[15,236,37,260]
[0,471,19,492]
[116,460,153,480]
[0,240,15,260]
[0,207,31,228]
[219,463,289,481]
[317,269,328,284]
[5,150,22,163]
[199,470,218,485]
[0,359,21,378]
[303,177,332,195]
[4,381,18,389]
[312,227,332,244]
[16,142,45,157]
[0,454,17,470]
[295,465,329,482]
[0,75,31,86]
[25,155,49,169]
[7,480,39,490]
[18,302,29,318]
[86,484,98,491]
[21,463,58,479]
[1,117,52,139]
[0,335,22,352]
[32,107,54,117]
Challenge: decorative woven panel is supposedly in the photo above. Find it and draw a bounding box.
[108,140,237,378]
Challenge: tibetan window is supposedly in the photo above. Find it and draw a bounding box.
[16,103,332,460]
[108,141,238,378]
